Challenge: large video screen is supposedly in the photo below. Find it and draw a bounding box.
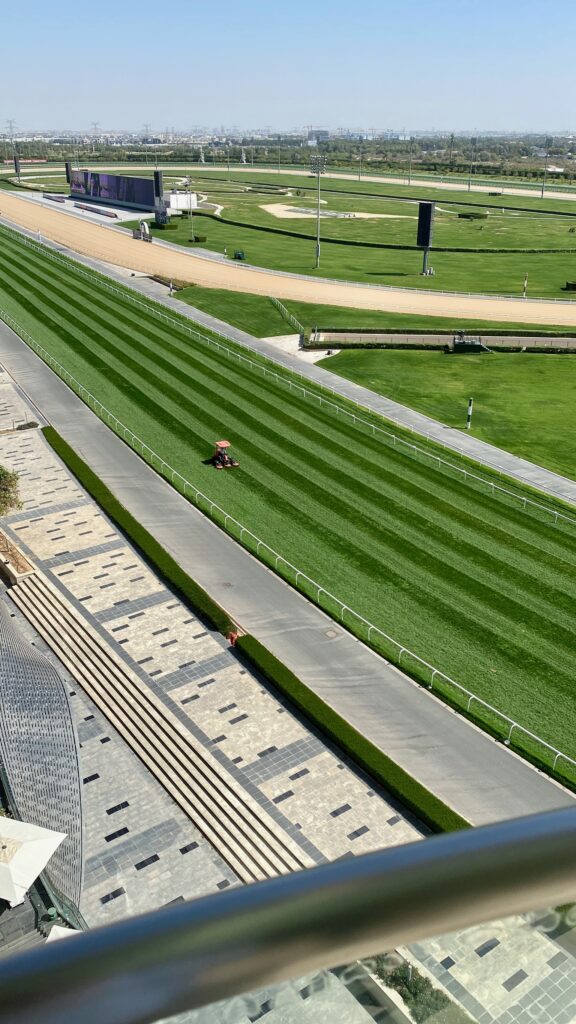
[70,170,156,209]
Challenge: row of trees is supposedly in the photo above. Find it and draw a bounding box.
[3,134,575,181]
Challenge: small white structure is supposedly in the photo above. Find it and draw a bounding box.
[0,819,66,908]
[46,925,80,943]
[168,191,198,211]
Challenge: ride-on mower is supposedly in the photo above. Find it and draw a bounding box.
[212,440,240,470]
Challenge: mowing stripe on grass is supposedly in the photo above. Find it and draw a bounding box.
[1,227,576,770]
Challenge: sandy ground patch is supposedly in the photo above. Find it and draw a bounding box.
[2,192,576,327]
[259,203,415,220]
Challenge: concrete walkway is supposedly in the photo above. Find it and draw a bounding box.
[0,321,572,829]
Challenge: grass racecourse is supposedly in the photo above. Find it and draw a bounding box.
[321,349,576,483]
[1,225,576,777]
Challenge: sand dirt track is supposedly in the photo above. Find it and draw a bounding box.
[3,191,576,327]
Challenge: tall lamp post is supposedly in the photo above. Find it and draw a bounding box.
[541,137,552,199]
[467,137,477,192]
[186,181,195,242]
[310,154,327,269]
[407,137,413,185]
[358,143,363,182]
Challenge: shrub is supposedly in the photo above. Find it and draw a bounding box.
[0,466,21,516]
[458,211,488,219]
[191,234,207,243]
[380,963,470,1024]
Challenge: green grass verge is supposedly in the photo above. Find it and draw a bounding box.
[236,635,468,833]
[2,227,576,781]
[179,285,290,336]
[42,426,233,635]
[176,284,576,339]
[319,349,576,484]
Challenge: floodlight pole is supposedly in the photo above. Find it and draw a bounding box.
[187,182,195,242]
[407,138,413,185]
[358,144,362,181]
[467,137,477,192]
[278,145,281,174]
[311,155,326,269]
[227,145,230,172]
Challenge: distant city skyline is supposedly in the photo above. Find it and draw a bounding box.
[3,0,575,132]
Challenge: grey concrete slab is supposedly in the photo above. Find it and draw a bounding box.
[0,322,573,828]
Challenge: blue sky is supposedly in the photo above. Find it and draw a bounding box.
[4,0,576,132]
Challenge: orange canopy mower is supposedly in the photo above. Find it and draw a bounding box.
[211,440,239,469]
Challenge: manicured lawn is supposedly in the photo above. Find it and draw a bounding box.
[123,171,576,298]
[1,224,576,774]
[320,349,576,483]
[178,286,289,336]
[125,212,576,298]
[177,284,576,339]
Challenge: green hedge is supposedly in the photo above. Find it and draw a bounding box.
[192,211,576,255]
[42,427,233,635]
[307,325,576,338]
[236,634,469,834]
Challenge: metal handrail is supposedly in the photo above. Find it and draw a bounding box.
[0,807,575,1024]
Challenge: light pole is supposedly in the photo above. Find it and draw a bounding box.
[227,144,230,172]
[187,182,195,242]
[467,137,477,192]
[541,137,552,198]
[407,137,413,185]
[278,145,281,174]
[358,143,362,181]
[310,154,326,269]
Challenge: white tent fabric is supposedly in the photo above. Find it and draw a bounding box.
[46,925,80,943]
[0,818,66,907]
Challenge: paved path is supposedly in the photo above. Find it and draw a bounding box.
[2,191,576,327]
[0,321,572,828]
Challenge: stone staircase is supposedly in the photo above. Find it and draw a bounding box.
[9,572,314,884]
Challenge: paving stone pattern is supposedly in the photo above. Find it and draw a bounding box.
[410,914,576,1024]
[0,376,37,434]
[0,588,239,928]
[3,425,576,1020]
[0,429,421,879]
